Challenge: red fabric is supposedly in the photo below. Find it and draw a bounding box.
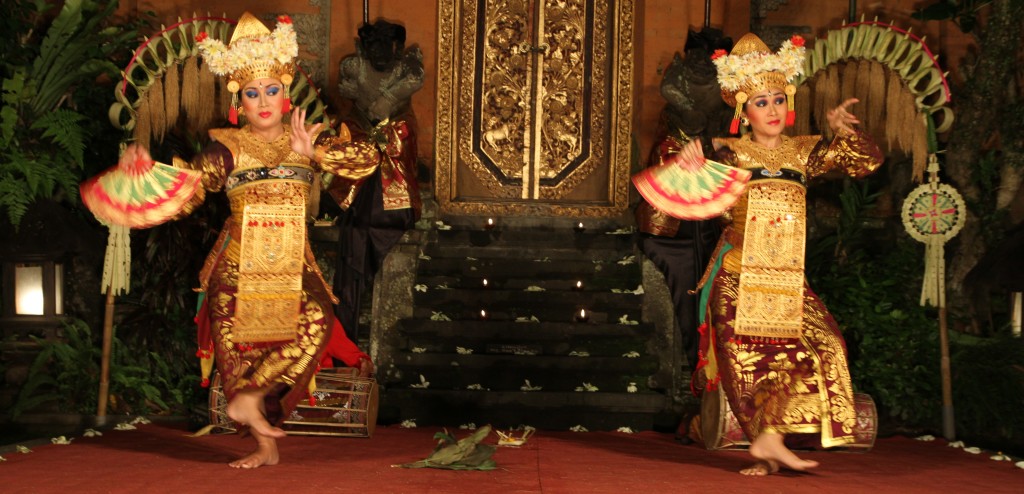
[320,317,369,368]
[1,423,1019,493]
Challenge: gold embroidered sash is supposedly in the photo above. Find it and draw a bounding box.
[234,203,305,342]
[734,182,807,339]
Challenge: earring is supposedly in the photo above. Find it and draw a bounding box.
[740,117,749,126]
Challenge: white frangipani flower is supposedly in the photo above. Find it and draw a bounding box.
[524,285,545,292]
[411,347,427,353]
[114,422,137,431]
[569,425,588,432]
[617,314,639,325]
[963,446,982,454]
[616,427,635,433]
[622,351,641,358]
[83,429,102,437]
[568,350,590,357]
[459,423,477,430]
[430,311,451,321]
[131,416,151,425]
[400,419,417,428]
[414,284,428,292]
[16,445,32,454]
[51,436,72,445]
[409,375,430,389]
[627,382,638,393]
[456,346,473,355]
[616,255,636,265]
[520,379,542,391]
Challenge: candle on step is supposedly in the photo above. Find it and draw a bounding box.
[573,280,583,291]
[479,309,489,320]
[485,217,495,230]
[575,308,589,323]
[573,221,585,233]
[482,278,490,289]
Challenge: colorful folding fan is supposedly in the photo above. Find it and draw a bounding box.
[632,156,751,220]
[80,157,203,229]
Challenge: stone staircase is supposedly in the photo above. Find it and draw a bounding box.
[377,224,679,431]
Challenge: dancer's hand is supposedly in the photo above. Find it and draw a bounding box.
[118,144,153,172]
[668,138,705,172]
[827,98,861,136]
[290,108,324,159]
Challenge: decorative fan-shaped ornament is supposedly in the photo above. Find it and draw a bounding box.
[81,157,203,229]
[901,154,965,307]
[632,157,751,220]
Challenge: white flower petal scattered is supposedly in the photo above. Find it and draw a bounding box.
[533,257,552,263]
[520,379,542,391]
[131,416,151,425]
[524,285,546,292]
[456,346,473,355]
[466,384,488,390]
[605,227,635,235]
[409,374,430,389]
[16,445,31,454]
[414,284,428,292]
[618,314,639,325]
[616,427,635,433]
[963,446,982,454]
[466,256,478,261]
[418,253,432,260]
[915,434,936,441]
[515,316,541,323]
[434,221,451,231]
[627,382,638,393]
[114,422,137,431]
[990,452,1011,461]
[400,419,418,428]
[568,350,590,357]
[459,423,477,430]
[946,439,962,447]
[1016,460,1024,469]
[622,351,641,358]
[411,347,427,353]
[82,429,102,437]
[51,436,72,445]
[616,255,636,265]
[430,311,451,321]
[581,382,599,392]
[434,283,450,290]
[0,455,6,462]
[569,425,588,432]
[450,361,459,366]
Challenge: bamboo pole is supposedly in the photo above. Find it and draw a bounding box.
[97,287,115,423]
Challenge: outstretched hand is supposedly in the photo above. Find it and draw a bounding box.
[118,143,153,171]
[667,138,705,172]
[826,98,861,136]
[290,108,324,159]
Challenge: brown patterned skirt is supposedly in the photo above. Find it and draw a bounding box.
[707,269,857,448]
[205,256,332,426]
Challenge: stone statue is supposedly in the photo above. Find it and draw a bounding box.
[338,20,424,127]
[659,27,733,140]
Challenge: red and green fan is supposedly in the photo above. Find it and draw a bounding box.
[632,155,751,220]
[81,156,203,229]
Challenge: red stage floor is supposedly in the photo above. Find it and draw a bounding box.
[0,423,1020,493]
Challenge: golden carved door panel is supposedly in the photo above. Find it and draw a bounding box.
[435,0,635,217]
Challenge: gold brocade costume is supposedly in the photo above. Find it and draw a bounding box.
[184,124,380,423]
[702,130,882,447]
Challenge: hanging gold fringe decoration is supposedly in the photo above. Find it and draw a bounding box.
[148,77,166,143]
[134,95,152,150]
[182,55,201,129]
[164,62,181,130]
[196,61,217,133]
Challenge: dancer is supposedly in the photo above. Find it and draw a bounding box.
[673,33,883,475]
[116,12,391,468]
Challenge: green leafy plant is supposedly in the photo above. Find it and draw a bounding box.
[9,318,176,418]
[0,0,140,227]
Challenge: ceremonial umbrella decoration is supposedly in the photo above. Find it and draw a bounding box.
[902,153,966,440]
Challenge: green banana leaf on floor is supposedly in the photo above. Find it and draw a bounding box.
[398,424,497,470]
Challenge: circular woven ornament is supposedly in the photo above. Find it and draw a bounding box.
[901,182,965,243]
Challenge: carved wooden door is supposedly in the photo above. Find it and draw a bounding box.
[435,0,636,217]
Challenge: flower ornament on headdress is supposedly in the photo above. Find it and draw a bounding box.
[713,33,806,134]
[196,12,298,124]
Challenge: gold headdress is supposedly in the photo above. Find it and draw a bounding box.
[712,33,806,133]
[196,12,298,124]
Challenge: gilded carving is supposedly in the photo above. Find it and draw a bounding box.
[435,0,634,217]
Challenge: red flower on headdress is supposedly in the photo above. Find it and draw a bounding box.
[195,31,208,43]
[711,49,727,60]
[791,35,805,47]
[277,15,292,24]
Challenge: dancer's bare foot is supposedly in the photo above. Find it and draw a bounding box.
[229,430,279,469]
[748,432,819,473]
[226,391,286,439]
[740,459,780,476]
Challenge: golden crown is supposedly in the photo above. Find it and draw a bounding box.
[196,12,297,93]
[712,33,806,107]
